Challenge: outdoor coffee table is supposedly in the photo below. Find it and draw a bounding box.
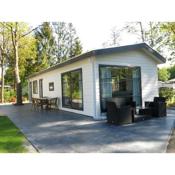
[133,107,153,122]
[138,107,153,116]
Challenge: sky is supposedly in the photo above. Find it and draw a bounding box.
[1,0,175,67]
[1,0,174,51]
[30,21,138,52]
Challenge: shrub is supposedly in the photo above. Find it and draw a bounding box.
[4,89,16,103]
[159,87,175,101]
[3,89,29,103]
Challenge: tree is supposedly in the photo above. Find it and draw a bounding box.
[1,22,38,105]
[168,65,175,79]
[67,23,76,57]
[66,23,83,57]
[4,66,15,89]
[123,22,168,50]
[161,22,175,62]
[122,22,146,42]
[145,22,169,55]
[111,27,120,46]
[105,22,169,60]
[1,22,82,104]
[159,87,175,101]
[34,22,56,67]
[71,40,82,57]
[138,22,145,42]
[158,68,170,82]
[52,22,83,63]
[102,22,147,47]
[52,22,67,63]
[0,22,11,103]
[161,22,175,39]
[18,34,37,86]
[102,26,121,47]
[9,22,25,105]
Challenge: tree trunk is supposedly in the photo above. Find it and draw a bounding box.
[14,41,23,105]
[0,25,5,104]
[138,22,145,42]
[1,57,4,103]
[149,22,154,47]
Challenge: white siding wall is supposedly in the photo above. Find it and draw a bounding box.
[29,49,160,120]
[94,50,159,119]
[29,57,95,117]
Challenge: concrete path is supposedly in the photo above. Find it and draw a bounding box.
[0,104,175,153]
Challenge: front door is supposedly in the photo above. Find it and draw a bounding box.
[39,79,43,98]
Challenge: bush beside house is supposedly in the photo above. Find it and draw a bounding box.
[159,87,175,106]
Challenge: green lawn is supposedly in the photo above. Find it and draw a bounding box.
[0,116,28,153]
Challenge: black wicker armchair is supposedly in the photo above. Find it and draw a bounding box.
[145,97,167,117]
[106,97,134,125]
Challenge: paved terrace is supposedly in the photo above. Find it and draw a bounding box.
[0,104,175,153]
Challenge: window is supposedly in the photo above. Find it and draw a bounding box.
[62,69,83,110]
[33,80,38,94]
[49,82,54,91]
[99,65,142,112]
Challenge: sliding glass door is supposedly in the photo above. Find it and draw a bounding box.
[62,69,83,110]
[99,65,142,112]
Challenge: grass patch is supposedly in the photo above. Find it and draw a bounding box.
[0,116,28,153]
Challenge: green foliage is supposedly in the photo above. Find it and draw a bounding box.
[158,68,170,81]
[34,22,55,67]
[0,116,27,153]
[2,21,83,104]
[168,65,175,79]
[4,67,14,86]
[160,22,175,62]
[161,22,175,41]
[4,89,16,103]
[71,40,83,57]
[34,22,83,66]
[4,23,38,88]
[0,22,11,66]
[159,87,175,101]
[19,35,38,85]
[52,22,83,63]
[145,22,169,56]
[105,22,170,60]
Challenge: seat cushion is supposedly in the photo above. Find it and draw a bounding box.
[107,97,132,108]
[154,97,166,103]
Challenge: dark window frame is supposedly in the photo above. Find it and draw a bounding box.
[99,64,142,113]
[49,82,54,91]
[61,68,84,111]
[33,80,38,94]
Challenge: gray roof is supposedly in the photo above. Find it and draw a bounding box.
[28,43,166,79]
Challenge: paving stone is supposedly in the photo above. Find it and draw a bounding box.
[0,104,174,153]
